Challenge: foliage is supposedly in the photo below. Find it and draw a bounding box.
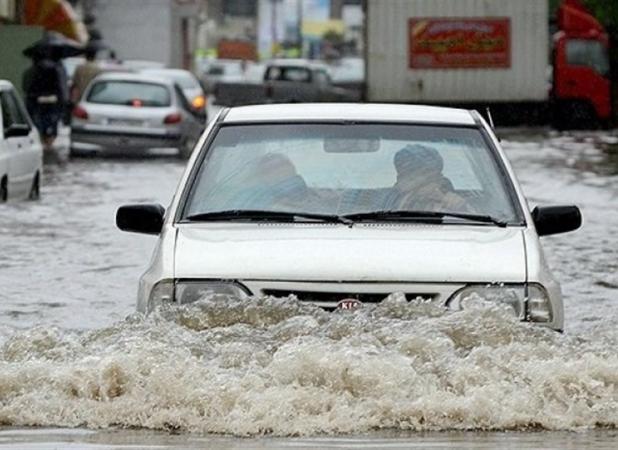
[549,0,618,28]
[583,0,618,28]
[322,30,344,47]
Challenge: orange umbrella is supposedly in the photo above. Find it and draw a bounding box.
[23,0,88,44]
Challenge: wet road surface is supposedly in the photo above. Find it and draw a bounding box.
[0,129,616,448]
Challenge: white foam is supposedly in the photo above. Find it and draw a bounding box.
[0,295,616,436]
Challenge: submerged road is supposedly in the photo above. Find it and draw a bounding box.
[0,129,616,449]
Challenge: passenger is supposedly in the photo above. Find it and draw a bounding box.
[234,153,309,209]
[388,144,470,212]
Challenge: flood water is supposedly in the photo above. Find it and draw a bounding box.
[0,130,616,449]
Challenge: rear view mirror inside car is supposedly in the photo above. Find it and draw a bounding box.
[323,137,380,153]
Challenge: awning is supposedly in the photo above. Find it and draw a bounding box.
[24,0,88,44]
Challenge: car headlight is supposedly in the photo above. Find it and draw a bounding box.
[175,281,250,305]
[148,279,175,311]
[147,279,250,311]
[447,283,552,323]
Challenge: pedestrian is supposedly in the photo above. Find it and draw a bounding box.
[70,45,102,103]
[22,51,67,151]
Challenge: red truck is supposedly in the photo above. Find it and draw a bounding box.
[364,0,611,127]
[553,0,611,126]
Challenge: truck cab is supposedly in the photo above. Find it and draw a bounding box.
[553,0,612,125]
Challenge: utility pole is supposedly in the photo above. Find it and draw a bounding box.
[270,0,278,56]
[297,0,303,56]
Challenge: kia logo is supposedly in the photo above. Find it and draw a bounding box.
[336,298,362,310]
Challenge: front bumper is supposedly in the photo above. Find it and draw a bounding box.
[139,278,563,331]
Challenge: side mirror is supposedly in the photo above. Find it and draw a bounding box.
[531,205,582,237]
[116,203,165,234]
[4,124,31,138]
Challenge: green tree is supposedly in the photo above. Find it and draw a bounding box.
[549,0,618,28]
[583,0,618,27]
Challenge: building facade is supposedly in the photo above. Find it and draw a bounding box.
[84,0,199,69]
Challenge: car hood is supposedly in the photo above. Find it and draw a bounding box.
[174,224,527,283]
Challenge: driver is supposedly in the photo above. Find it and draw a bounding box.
[388,144,470,212]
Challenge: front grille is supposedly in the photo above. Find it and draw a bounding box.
[262,289,436,309]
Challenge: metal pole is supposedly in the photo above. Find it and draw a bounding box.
[297,0,303,56]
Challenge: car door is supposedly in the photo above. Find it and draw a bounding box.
[0,89,35,198]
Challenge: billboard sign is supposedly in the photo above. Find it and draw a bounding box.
[409,18,511,69]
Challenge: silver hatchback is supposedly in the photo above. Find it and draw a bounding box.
[70,72,205,158]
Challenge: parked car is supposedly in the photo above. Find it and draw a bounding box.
[213,59,360,106]
[116,103,581,331]
[139,68,207,121]
[70,72,205,158]
[200,58,248,94]
[0,80,43,202]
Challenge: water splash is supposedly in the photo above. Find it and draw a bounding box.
[0,294,616,436]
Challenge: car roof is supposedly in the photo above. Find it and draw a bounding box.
[223,103,476,125]
[91,71,174,86]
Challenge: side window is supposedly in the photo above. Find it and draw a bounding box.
[174,84,192,112]
[7,91,29,126]
[265,66,281,81]
[566,39,610,77]
[1,91,28,130]
[280,67,311,82]
[0,92,12,132]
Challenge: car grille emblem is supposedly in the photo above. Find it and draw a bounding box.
[336,298,363,310]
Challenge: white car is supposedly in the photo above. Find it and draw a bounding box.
[71,72,205,158]
[0,80,43,202]
[200,58,248,94]
[116,104,581,331]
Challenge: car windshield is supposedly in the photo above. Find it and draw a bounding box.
[87,81,171,107]
[182,124,523,224]
[566,39,610,77]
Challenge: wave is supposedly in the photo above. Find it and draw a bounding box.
[0,294,616,436]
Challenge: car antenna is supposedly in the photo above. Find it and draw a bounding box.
[485,107,501,141]
[486,107,496,129]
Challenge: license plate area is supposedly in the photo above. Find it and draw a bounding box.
[107,118,145,127]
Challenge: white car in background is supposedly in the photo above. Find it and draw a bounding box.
[116,103,582,331]
[71,72,205,158]
[0,80,43,202]
[200,58,249,94]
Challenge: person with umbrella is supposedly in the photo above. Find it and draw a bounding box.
[22,32,80,151]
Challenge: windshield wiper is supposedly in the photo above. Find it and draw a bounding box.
[342,210,508,227]
[183,209,354,226]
